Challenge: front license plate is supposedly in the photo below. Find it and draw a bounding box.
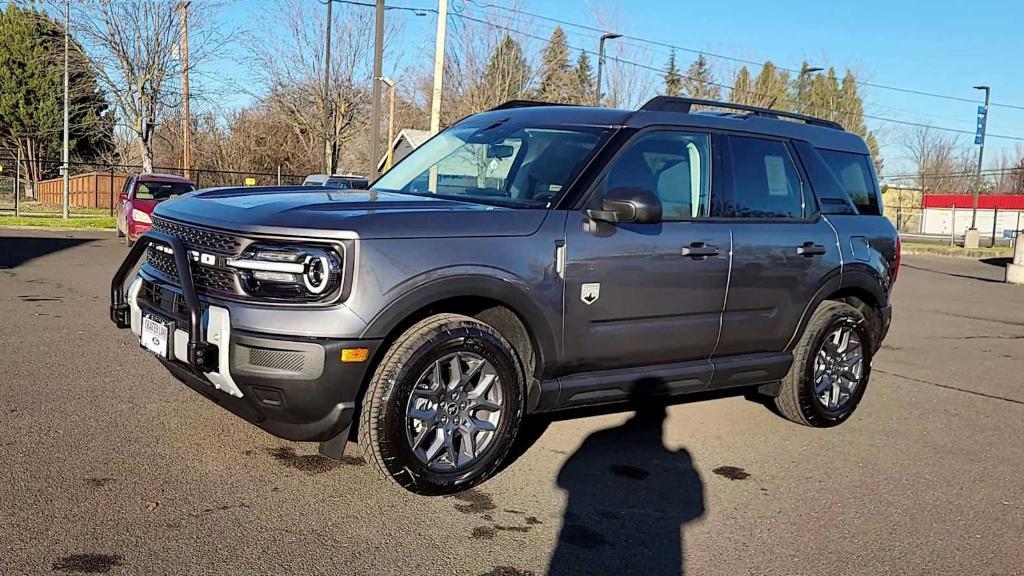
[141,314,169,358]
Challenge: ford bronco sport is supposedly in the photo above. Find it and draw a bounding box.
[111,97,898,495]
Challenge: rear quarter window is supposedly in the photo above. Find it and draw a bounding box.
[817,149,881,216]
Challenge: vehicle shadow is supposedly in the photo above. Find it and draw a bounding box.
[900,262,1004,283]
[0,235,96,269]
[547,402,705,576]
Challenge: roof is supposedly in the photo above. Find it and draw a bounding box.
[377,129,435,170]
[461,98,869,154]
[923,194,1024,210]
[398,128,431,149]
[136,172,194,183]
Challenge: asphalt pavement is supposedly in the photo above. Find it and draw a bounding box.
[1,228,1022,575]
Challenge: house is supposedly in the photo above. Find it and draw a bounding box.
[377,129,432,173]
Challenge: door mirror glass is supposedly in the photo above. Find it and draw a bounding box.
[588,186,663,224]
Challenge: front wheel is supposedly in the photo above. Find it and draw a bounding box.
[774,301,873,427]
[359,314,525,495]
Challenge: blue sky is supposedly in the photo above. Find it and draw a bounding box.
[210,0,1024,177]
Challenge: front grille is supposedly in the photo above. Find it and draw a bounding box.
[146,245,238,296]
[152,217,241,254]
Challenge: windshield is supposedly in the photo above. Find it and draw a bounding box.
[134,181,195,201]
[373,123,610,208]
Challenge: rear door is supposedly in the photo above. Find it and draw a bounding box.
[562,128,731,375]
[715,134,841,357]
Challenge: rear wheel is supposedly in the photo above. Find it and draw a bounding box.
[775,301,872,427]
[359,314,525,495]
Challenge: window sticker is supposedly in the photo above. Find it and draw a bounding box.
[764,155,789,196]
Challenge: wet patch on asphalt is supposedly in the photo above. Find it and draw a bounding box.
[452,489,497,513]
[52,554,123,573]
[266,446,365,474]
[609,464,650,480]
[712,465,751,480]
[472,526,497,539]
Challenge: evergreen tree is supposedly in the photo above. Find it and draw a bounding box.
[481,34,530,105]
[838,70,882,173]
[572,51,594,104]
[0,5,110,184]
[535,26,572,103]
[751,61,791,110]
[729,66,755,106]
[681,55,721,101]
[663,50,682,96]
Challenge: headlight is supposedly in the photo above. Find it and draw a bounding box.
[227,244,342,301]
[131,209,152,224]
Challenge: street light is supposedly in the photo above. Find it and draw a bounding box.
[595,32,622,106]
[797,65,823,114]
[379,77,396,172]
[968,84,991,247]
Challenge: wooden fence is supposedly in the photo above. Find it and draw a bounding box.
[36,172,129,209]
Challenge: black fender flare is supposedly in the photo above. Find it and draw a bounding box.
[359,273,558,380]
[785,264,889,351]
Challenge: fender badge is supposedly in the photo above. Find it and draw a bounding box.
[581,283,600,305]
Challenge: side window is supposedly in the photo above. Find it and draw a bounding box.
[121,178,132,198]
[817,149,881,216]
[726,136,804,219]
[602,130,711,220]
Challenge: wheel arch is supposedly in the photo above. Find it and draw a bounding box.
[787,265,889,352]
[359,274,556,410]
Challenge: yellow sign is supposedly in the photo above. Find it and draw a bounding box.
[243,177,256,186]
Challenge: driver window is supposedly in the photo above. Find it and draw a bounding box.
[603,131,711,221]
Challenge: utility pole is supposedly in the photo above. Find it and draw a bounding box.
[369,0,385,179]
[322,0,333,175]
[178,2,191,179]
[797,64,823,114]
[380,77,396,172]
[429,0,447,134]
[62,0,70,219]
[966,84,991,249]
[594,32,621,106]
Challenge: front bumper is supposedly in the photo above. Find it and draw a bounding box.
[110,231,378,442]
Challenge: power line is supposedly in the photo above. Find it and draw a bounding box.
[450,10,1024,143]
[463,0,1024,112]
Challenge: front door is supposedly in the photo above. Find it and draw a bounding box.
[562,129,731,376]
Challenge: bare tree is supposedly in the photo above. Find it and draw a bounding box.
[72,0,226,172]
[589,4,655,109]
[247,0,396,174]
[900,124,975,196]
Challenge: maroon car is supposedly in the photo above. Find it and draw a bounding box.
[115,173,196,245]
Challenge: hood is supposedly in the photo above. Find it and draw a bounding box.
[152,187,548,240]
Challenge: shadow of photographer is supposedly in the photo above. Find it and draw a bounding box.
[548,402,705,576]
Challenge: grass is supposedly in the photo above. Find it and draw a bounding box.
[0,215,116,230]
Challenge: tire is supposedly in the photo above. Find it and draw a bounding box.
[359,313,526,495]
[774,300,873,427]
[124,232,134,247]
[116,225,125,238]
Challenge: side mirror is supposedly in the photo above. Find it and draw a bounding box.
[587,187,662,224]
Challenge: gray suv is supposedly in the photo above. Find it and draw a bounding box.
[111,97,898,495]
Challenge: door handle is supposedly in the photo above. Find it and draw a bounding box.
[681,242,720,258]
[796,242,827,256]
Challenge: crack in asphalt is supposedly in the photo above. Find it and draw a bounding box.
[875,369,1024,406]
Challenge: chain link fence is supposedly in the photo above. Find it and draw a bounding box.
[0,157,307,219]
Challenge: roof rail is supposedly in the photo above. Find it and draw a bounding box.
[639,96,845,131]
[488,100,577,111]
